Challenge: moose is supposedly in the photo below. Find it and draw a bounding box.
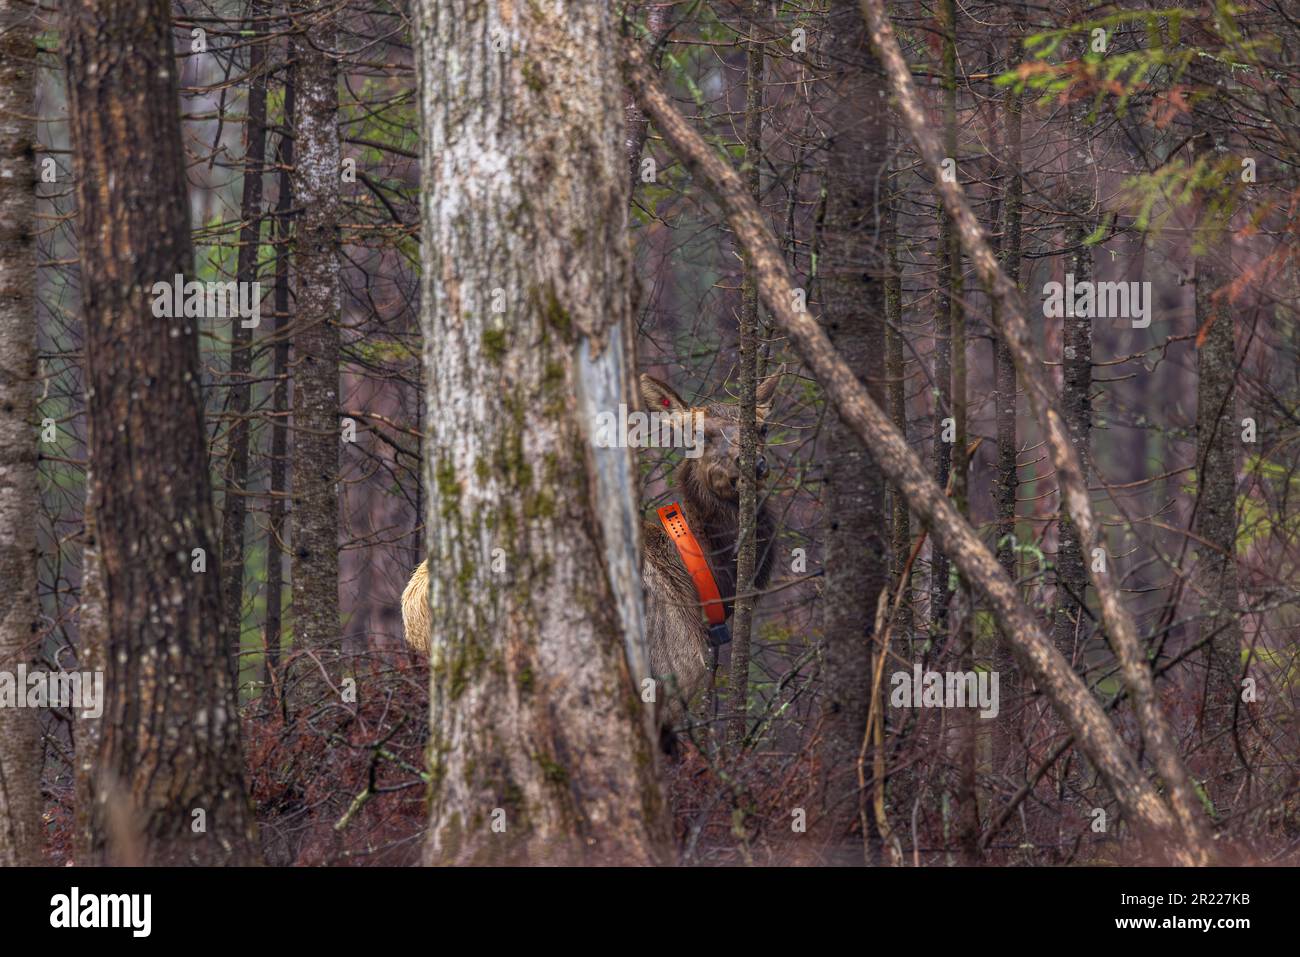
[401,371,781,717]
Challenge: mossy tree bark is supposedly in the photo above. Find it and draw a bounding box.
[0,0,43,867]
[413,0,669,865]
[62,0,259,865]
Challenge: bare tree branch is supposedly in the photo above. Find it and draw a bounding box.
[624,41,1209,865]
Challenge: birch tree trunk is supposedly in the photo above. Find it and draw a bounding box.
[413,0,669,865]
[288,3,341,708]
[0,0,43,866]
[62,0,258,865]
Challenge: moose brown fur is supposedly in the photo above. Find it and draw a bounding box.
[401,372,780,716]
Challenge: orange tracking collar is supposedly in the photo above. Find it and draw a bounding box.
[657,502,731,647]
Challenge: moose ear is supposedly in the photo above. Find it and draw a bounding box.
[755,365,784,420]
[639,374,688,413]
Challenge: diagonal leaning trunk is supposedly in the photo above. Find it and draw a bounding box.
[626,28,1214,863]
[412,0,669,865]
[852,0,1212,859]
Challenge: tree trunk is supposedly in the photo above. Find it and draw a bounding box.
[991,36,1021,775]
[1050,222,1092,842]
[1194,241,1243,817]
[813,0,890,863]
[287,4,341,709]
[62,0,258,865]
[1054,36,1094,661]
[414,0,669,865]
[884,189,912,649]
[0,0,43,866]
[220,4,269,687]
[727,1,764,750]
[624,3,669,187]
[930,0,960,644]
[264,51,295,704]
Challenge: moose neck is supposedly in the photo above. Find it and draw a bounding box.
[677,468,772,610]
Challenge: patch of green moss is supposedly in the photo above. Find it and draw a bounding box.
[521,60,546,93]
[543,285,571,336]
[435,458,461,521]
[534,753,568,785]
[524,489,555,520]
[481,326,508,364]
[456,557,476,600]
[516,664,535,694]
[447,634,487,701]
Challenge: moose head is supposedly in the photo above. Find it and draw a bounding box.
[638,370,781,505]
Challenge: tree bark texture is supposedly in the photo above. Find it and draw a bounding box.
[813,0,890,860]
[288,3,342,708]
[220,2,270,686]
[0,0,44,866]
[62,0,259,865]
[415,0,669,865]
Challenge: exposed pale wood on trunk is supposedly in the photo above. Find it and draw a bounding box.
[413,0,669,865]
